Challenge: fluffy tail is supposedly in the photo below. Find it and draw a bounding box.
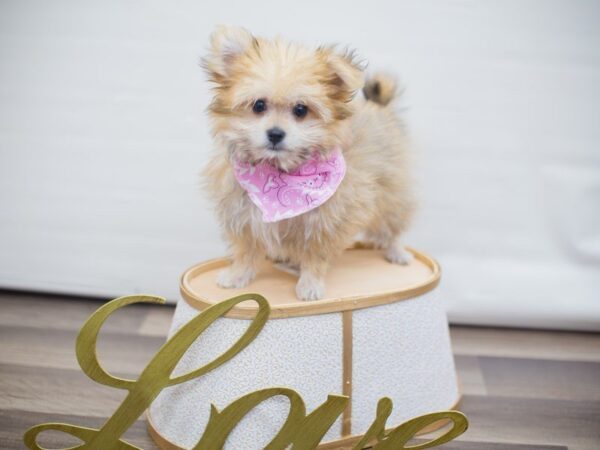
[363,73,400,106]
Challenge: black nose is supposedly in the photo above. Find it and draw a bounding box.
[266,127,286,146]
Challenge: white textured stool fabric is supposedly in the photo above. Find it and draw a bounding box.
[148,248,459,449]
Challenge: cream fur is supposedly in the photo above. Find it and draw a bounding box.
[202,26,415,300]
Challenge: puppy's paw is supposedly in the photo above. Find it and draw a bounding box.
[216,267,255,289]
[296,275,325,301]
[386,245,414,265]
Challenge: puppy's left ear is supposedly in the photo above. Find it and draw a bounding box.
[203,25,255,80]
[321,47,365,94]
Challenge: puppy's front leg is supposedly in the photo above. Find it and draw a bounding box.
[296,252,329,301]
[217,239,262,289]
[385,236,414,265]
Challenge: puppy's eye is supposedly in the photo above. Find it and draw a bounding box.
[252,99,267,114]
[293,103,308,118]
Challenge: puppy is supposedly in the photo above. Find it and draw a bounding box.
[202,26,415,301]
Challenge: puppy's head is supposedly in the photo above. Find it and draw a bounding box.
[202,26,364,171]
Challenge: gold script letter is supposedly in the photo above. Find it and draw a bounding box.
[195,388,348,450]
[373,411,468,449]
[24,293,270,450]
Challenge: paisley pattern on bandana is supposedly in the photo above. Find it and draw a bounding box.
[232,148,346,222]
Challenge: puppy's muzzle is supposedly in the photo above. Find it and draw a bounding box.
[267,127,286,147]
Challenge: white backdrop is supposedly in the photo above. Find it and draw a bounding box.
[1,1,599,330]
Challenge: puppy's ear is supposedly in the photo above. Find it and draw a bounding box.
[319,46,365,119]
[321,46,365,93]
[203,25,255,80]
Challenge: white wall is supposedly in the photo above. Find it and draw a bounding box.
[1,1,599,330]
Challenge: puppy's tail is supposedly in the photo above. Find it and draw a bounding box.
[363,73,401,106]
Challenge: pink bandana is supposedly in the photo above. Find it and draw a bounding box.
[232,148,346,222]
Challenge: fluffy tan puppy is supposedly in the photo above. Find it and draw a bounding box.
[202,26,415,301]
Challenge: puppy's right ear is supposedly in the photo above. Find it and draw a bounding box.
[202,25,255,80]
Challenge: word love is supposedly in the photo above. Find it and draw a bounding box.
[24,294,468,450]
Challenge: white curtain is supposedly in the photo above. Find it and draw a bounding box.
[1,0,598,330]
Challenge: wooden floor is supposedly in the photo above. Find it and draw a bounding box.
[0,291,599,450]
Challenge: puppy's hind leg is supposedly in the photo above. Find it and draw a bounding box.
[366,225,414,265]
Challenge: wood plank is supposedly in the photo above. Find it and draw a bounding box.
[479,356,600,401]
[138,307,174,337]
[0,289,173,335]
[450,326,600,362]
[454,355,487,396]
[411,440,567,450]
[0,324,166,373]
[0,409,158,450]
[0,363,130,418]
[459,394,600,450]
